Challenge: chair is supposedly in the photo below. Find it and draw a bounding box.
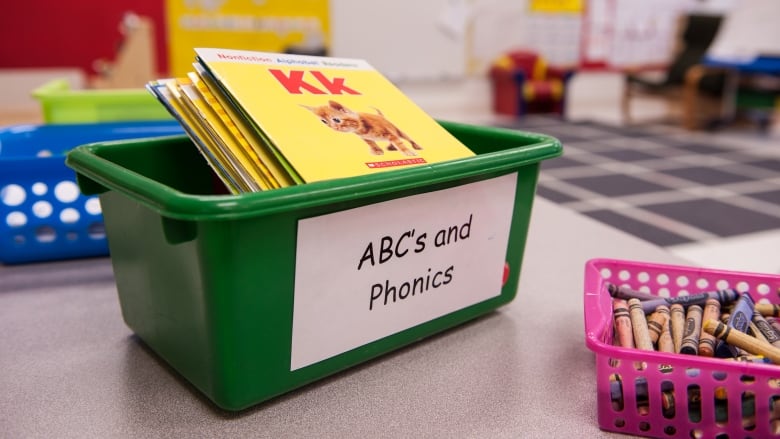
[489,50,575,117]
[622,13,729,129]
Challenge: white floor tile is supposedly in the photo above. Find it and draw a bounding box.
[668,229,780,275]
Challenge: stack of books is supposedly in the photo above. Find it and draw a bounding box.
[147,48,475,193]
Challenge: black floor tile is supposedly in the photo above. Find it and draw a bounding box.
[583,124,658,138]
[595,149,662,162]
[516,124,613,143]
[642,198,780,237]
[493,119,780,245]
[564,174,670,197]
[670,142,729,155]
[540,155,590,169]
[747,189,780,205]
[536,185,580,203]
[582,209,693,246]
[656,166,756,185]
[744,159,780,173]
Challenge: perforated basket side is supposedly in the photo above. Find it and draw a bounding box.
[0,156,107,264]
[584,258,780,439]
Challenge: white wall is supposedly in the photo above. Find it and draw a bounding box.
[329,0,533,81]
[329,0,745,82]
[706,0,780,61]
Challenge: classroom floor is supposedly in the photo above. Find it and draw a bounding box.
[398,73,780,275]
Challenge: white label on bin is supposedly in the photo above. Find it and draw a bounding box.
[291,173,518,370]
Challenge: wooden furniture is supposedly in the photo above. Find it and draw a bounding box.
[622,13,727,130]
[90,13,157,89]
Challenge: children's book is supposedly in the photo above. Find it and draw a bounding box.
[194,48,475,184]
[146,79,242,194]
[192,62,297,187]
[187,71,282,190]
[177,77,270,191]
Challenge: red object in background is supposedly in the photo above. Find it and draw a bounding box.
[0,0,168,77]
[489,50,574,117]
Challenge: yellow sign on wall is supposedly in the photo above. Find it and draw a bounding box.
[166,0,330,76]
[529,0,583,13]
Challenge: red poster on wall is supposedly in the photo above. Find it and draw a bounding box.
[0,0,168,77]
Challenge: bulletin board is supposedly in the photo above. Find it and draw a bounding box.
[166,0,330,77]
[525,0,584,67]
[579,0,693,70]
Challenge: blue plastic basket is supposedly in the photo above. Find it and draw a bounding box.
[0,121,184,264]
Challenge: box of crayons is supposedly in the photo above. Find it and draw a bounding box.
[584,258,780,439]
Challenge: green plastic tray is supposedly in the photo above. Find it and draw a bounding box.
[66,120,562,411]
[33,79,173,123]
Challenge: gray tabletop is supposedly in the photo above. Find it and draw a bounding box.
[0,198,687,438]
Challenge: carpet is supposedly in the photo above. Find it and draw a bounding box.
[494,116,780,247]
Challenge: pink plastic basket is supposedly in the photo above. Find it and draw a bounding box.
[584,258,780,439]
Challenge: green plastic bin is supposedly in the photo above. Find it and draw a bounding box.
[66,120,562,411]
[33,79,173,123]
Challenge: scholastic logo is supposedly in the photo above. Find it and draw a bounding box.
[366,158,427,169]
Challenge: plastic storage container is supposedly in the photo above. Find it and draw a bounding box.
[584,258,780,439]
[32,79,173,123]
[66,120,562,411]
[0,121,184,264]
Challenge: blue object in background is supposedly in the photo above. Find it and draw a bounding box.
[0,121,184,264]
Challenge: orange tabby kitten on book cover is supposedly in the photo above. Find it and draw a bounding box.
[301,100,424,157]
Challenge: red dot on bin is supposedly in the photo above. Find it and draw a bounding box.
[502,262,509,286]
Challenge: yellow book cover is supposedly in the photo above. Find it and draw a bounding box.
[178,77,272,191]
[191,63,296,187]
[194,48,476,183]
[186,71,280,190]
[163,78,253,192]
[147,79,243,194]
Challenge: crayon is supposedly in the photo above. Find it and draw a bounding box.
[717,312,751,357]
[767,317,780,348]
[749,322,769,344]
[727,354,771,363]
[607,283,657,301]
[635,376,649,416]
[688,386,702,423]
[609,374,624,411]
[715,293,755,358]
[756,316,780,344]
[633,289,740,314]
[698,298,720,357]
[670,304,685,353]
[772,399,780,435]
[628,298,654,350]
[756,303,780,317]
[742,392,757,430]
[703,319,780,364]
[680,305,703,355]
[657,318,674,353]
[661,389,675,419]
[612,299,635,348]
[714,387,728,424]
[647,305,669,344]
